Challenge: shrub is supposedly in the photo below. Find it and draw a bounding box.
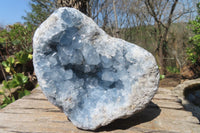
[0,23,36,108]
[0,23,36,55]
[0,51,33,108]
[187,3,200,64]
[166,66,180,74]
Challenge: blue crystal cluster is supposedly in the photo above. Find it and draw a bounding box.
[33,7,159,130]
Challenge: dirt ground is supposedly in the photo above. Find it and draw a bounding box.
[159,74,184,88]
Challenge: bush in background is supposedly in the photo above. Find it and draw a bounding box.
[187,3,200,64]
[0,23,37,108]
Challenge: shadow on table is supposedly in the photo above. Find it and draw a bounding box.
[95,101,161,132]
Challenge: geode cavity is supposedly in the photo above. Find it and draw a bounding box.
[33,7,160,130]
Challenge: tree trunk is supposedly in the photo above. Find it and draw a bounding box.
[56,0,90,15]
[158,38,167,74]
[112,0,119,37]
[144,0,178,75]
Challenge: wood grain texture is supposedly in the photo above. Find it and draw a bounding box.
[0,87,199,133]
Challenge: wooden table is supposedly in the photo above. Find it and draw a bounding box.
[0,87,199,133]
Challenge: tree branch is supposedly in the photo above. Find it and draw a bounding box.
[144,0,167,29]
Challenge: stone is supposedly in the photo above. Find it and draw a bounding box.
[33,7,160,130]
[173,78,200,121]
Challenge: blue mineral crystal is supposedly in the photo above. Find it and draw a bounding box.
[33,7,160,130]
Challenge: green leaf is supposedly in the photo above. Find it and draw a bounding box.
[24,90,31,96]
[28,54,33,60]
[18,91,24,99]
[3,97,11,104]
[0,104,8,109]
[2,80,10,89]
[7,57,15,64]
[5,67,11,73]
[22,76,28,84]
[11,96,15,102]
[12,39,21,45]
[2,57,15,74]
[18,90,30,99]
[15,51,30,64]
[1,61,8,67]
[13,73,28,85]
[9,80,19,88]
[0,37,5,43]
[3,80,18,90]
[160,75,165,80]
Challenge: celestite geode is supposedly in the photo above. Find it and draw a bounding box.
[33,7,160,130]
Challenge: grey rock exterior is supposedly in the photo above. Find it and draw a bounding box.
[33,7,160,130]
[173,78,200,120]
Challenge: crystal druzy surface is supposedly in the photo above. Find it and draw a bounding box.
[33,7,160,130]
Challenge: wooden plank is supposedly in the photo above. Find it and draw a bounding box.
[0,87,200,133]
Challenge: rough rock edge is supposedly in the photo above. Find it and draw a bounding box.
[173,78,200,120]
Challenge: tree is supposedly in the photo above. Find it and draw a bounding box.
[112,0,119,37]
[0,24,35,55]
[56,0,90,15]
[187,2,200,64]
[23,0,91,26]
[144,0,179,74]
[23,0,57,26]
[22,0,196,75]
[143,0,196,74]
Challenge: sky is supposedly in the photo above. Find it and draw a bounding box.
[0,0,31,27]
